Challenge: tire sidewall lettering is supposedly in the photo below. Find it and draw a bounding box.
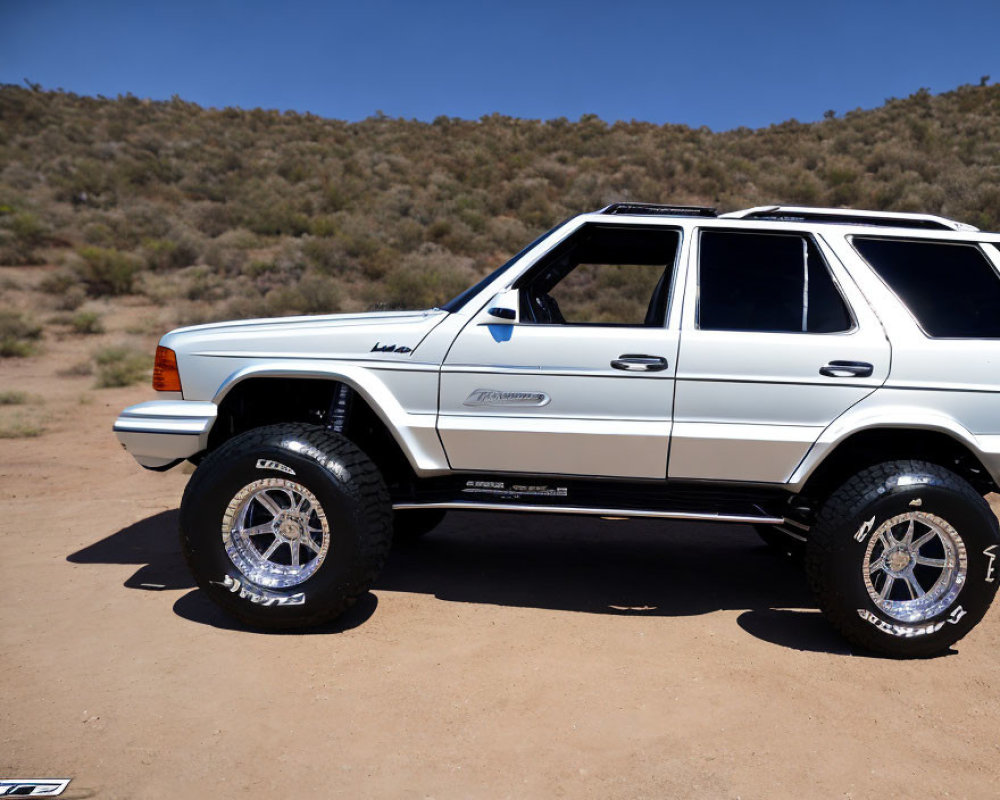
[828,476,998,649]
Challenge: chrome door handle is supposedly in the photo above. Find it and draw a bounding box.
[611,354,669,372]
[819,360,874,378]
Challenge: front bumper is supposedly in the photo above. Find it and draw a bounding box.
[113,400,217,469]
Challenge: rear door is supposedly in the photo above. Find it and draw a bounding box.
[669,227,890,483]
[438,222,685,479]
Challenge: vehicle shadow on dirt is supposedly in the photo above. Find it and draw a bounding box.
[67,509,378,634]
[70,509,857,653]
[383,511,855,655]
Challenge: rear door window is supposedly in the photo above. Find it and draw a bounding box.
[852,238,1000,338]
[698,230,852,333]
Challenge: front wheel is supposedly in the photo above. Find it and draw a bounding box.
[179,423,392,630]
[806,460,1000,658]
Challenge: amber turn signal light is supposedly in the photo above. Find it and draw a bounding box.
[152,346,182,392]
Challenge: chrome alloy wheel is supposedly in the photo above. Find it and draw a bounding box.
[862,511,967,623]
[221,478,330,589]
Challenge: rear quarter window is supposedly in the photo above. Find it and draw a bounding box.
[852,237,1000,338]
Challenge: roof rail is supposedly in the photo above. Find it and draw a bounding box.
[718,205,978,232]
[600,202,718,218]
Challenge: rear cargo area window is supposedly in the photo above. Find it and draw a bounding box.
[698,231,852,333]
[853,238,1000,338]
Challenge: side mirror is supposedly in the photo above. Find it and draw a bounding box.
[483,289,519,323]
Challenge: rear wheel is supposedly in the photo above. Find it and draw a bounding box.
[806,460,1000,658]
[180,423,392,629]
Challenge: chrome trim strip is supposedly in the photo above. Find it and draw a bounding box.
[391,501,782,524]
[192,353,442,371]
[113,420,207,435]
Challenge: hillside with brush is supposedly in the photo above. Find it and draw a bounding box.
[0,81,998,391]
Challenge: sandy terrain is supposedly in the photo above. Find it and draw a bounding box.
[3,286,1000,799]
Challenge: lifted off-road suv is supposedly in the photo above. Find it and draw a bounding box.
[115,203,1000,657]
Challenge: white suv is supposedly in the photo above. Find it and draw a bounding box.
[115,203,1000,657]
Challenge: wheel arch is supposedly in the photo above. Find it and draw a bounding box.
[793,423,997,500]
[206,364,448,479]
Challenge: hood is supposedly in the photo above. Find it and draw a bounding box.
[160,308,449,400]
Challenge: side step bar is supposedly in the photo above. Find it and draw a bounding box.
[392,501,783,525]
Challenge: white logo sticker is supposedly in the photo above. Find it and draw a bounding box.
[216,575,305,606]
[985,545,998,583]
[0,780,71,796]
[854,515,877,543]
[857,609,945,638]
[255,459,296,476]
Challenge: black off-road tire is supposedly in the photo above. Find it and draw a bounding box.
[179,423,392,630]
[754,524,806,559]
[393,509,446,544]
[806,460,1000,658]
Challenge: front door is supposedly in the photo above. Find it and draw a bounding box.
[438,223,685,479]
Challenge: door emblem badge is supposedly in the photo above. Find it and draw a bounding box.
[463,389,550,407]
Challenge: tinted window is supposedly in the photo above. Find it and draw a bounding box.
[698,231,852,333]
[517,225,680,326]
[853,238,1000,338]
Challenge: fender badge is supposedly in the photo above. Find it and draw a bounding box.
[371,342,412,354]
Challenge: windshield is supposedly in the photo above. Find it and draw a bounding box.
[438,224,564,313]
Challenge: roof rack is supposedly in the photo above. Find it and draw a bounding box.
[718,205,978,232]
[600,202,718,218]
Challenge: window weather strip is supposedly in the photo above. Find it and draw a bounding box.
[801,238,809,331]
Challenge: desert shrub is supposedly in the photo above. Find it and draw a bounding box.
[38,271,86,310]
[0,309,42,357]
[70,310,104,334]
[375,244,474,310]
[243,199,310,237]
[82,221,115,246]
[241,241,307,291]
[0,211,48,265]
[142,237,199,271]
[309,215,339,237]
[58,360,94,377]
[0,390,29,405]
[263,274,341,316]
[302,236,348,275]
[184,267,228,302]
[189,201,236,237]
[93,344,150,388]
[214,228,259,249]
[202,242,247,274]
[74,246,142,296]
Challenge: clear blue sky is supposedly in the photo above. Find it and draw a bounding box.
[2,0,998,130]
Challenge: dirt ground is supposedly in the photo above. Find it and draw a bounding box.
[3,290,1000,799]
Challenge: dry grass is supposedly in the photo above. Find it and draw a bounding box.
[93,344,150,388]
[0,390,30,405]
[0,413,44,438]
